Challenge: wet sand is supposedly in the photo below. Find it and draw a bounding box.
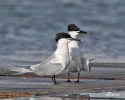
[0,76,125,99]
[0,62,125,99]
[0,76,125,93]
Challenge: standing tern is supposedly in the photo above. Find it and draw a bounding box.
[8,32,82,84]
[67,24,91,82]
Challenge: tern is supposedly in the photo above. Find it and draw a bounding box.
[8,32,82,84]
[67,24,91,82]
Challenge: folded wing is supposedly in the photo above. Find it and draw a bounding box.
[81,52,91,72]
[30,55,65,75]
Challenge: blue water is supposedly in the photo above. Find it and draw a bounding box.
[0,0,125,63]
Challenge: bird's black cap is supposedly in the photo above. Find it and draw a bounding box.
[68,24,81,31]
[68,24,89,34]
[55,32,71,42]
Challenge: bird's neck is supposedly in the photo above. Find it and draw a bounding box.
[54,42,69,55]
[68,31,79,48]
[68,41,79,48]
[54,42,70,65]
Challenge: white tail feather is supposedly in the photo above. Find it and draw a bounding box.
[8,67,34,75]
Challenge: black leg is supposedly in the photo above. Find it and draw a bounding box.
[54,75,57,84]
[51,76,55,84]
[65,71,71,82]
[75,71,80,82]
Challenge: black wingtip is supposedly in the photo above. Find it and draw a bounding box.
[89,58,95,61]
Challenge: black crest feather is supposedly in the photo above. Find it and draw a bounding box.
[55,32,71,42]
[68,24,81,31]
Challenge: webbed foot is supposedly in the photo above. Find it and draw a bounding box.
[65,79,71,82]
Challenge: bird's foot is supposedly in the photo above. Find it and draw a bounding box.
[65,79,71,82]
[53,82,58,84]
[74,80,79,83]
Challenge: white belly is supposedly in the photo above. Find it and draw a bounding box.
[69,47,83,72]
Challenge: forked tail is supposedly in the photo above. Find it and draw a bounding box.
[8,65,34,75]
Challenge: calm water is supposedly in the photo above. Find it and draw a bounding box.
[0,0,125,63]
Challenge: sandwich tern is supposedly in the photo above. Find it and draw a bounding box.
[67,24,91,82]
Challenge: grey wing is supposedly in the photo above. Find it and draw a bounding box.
[81,52,91,72]
[30,55,65,75]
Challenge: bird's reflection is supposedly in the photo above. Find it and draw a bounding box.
[30,96,61,100]
[3,94,90,100]
[10,96,89,100]
[29,96,89,100]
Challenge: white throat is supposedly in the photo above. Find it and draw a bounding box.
[68,31,79,38]
[68,31,79,48]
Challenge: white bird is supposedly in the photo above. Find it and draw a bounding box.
[8,32,82,84]
[67,24,91,82]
